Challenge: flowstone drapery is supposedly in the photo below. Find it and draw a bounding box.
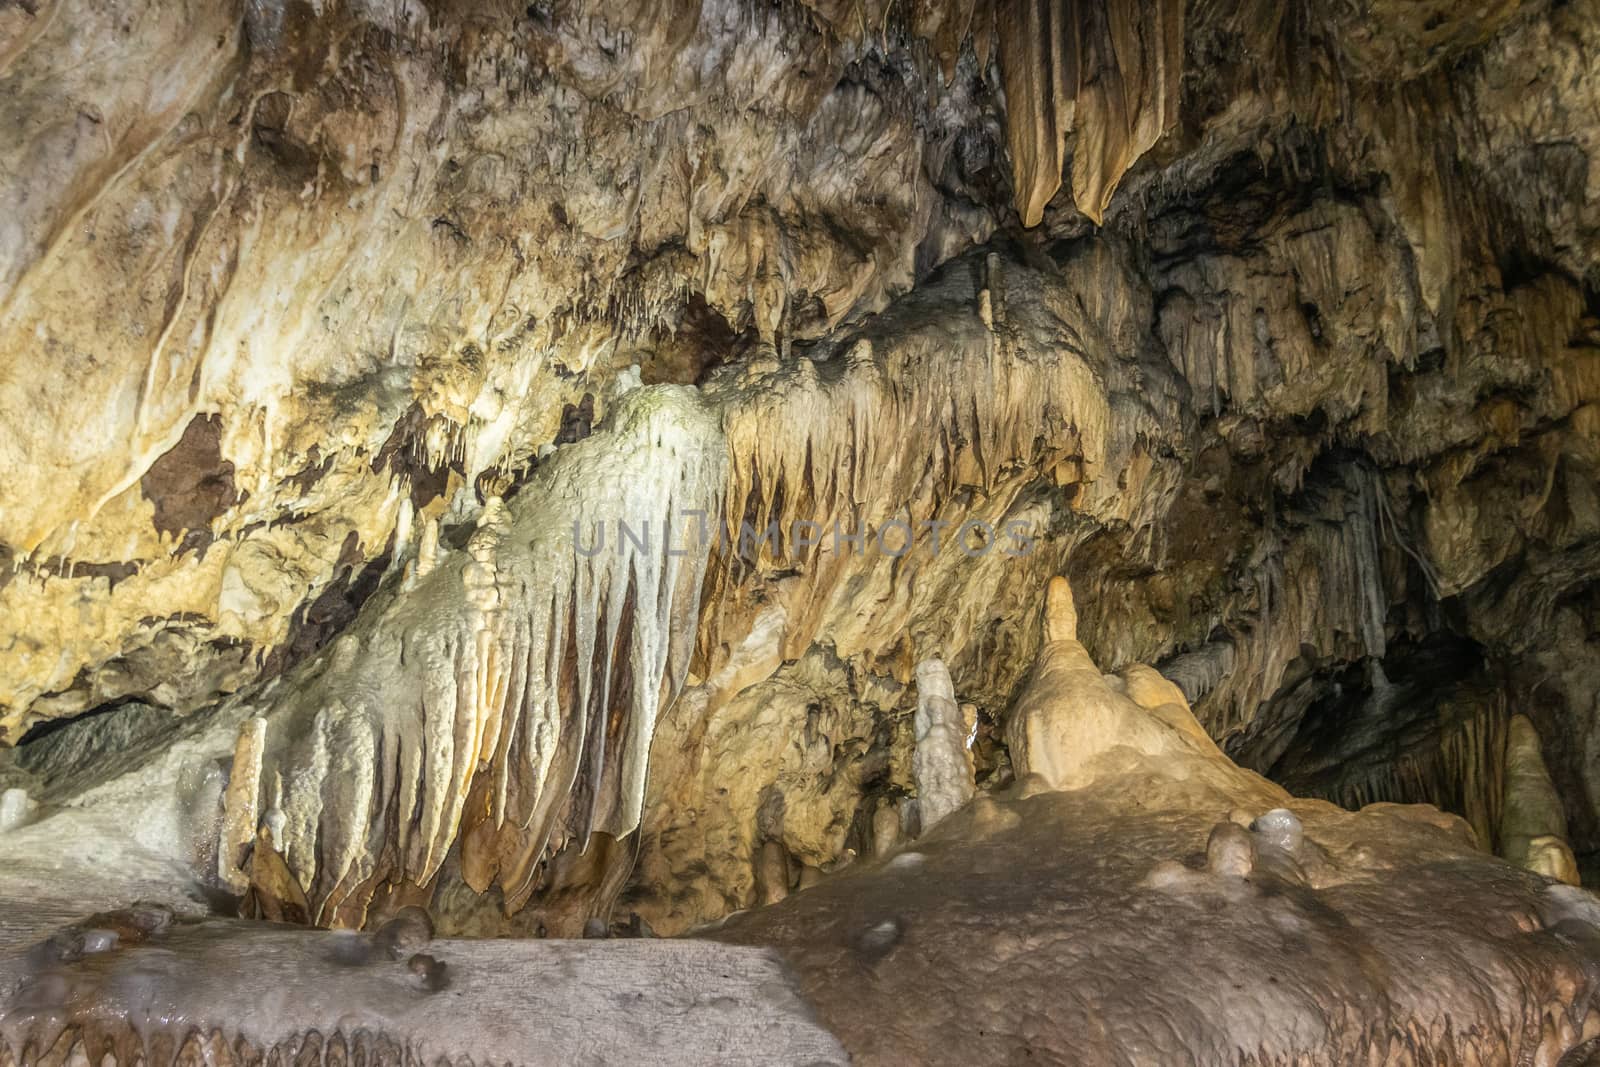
[222,387,726,924]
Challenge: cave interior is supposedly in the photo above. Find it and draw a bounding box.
[3,0,1600,1063]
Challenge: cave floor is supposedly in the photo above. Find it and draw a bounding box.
[714,768,1600,1066]
[6,759,1598,1066]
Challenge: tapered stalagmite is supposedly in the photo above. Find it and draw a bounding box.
[913,657,973,831]
[218,717,265,894]
[1501,714,1580,885]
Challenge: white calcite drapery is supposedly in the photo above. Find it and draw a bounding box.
[222,387,725,923]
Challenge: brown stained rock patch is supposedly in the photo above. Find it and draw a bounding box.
[260,530,392,680]
[139,415,237,553]
[555,393,594,445]
[372,404,462,512]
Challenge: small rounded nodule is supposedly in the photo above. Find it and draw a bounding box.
[374,906,434,959]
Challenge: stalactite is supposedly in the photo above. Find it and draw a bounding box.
[1197,464,1405,739]
[996,0,1184,225]
[1349,466,1388,661]
[1159,639,1236,705]
[715,317,1111,587]
[1326,698,1509,850]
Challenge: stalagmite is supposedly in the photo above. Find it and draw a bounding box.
[912,657,974,831]
[0,791,31,835]
[416,517,441,581]
[1006,577,1219,790]
[1501,714,1580,885]
[978,251,1003,330]
[217,717,265,894]
[756,839,792,906]
[872,800,902,858]
[1250,808,1304,855]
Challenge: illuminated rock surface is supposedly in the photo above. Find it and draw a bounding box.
[4,0,1600,1061]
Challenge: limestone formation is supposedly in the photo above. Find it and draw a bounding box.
[3,0,1600,1061]
[1006,576,1220,790]
[912,657,974,831]
[717,579,1600,1064]
[1502,714,1581,885]
[234,387,727,924]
